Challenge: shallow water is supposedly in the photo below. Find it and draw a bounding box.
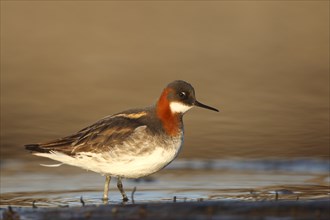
[1,158,329,208]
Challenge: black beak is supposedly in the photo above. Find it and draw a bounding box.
[194,100,219,112]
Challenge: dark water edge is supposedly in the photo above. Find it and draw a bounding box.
[2,200,330,220]
[167,158,330,173]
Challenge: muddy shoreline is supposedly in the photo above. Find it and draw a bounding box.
[2,199,329,220]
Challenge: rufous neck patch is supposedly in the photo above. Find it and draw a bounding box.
[156,88,181,136]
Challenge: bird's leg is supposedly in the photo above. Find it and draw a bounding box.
[103,175,111,201]
[117,177,129,202]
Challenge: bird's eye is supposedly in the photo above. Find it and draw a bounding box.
[179,92,187,98]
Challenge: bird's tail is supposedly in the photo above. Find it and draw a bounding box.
[25,144,63,167]
[25,144,50,153]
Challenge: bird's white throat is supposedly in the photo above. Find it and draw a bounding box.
[169,102,193,114]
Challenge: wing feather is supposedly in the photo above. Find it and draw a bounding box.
[26,112,149,155]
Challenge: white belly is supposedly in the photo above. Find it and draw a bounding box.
[35,136,183,178]
[89,147,179,178]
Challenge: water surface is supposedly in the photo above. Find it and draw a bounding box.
[1,0,329,210]
[1,1,329,159]
[1,159,328,208]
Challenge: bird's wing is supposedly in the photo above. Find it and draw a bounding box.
[25,112,149,156]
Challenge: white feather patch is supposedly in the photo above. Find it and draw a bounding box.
[169,102,193,114]
[40,163,63,167]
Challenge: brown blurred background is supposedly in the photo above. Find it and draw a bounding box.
[1,1,329,160]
